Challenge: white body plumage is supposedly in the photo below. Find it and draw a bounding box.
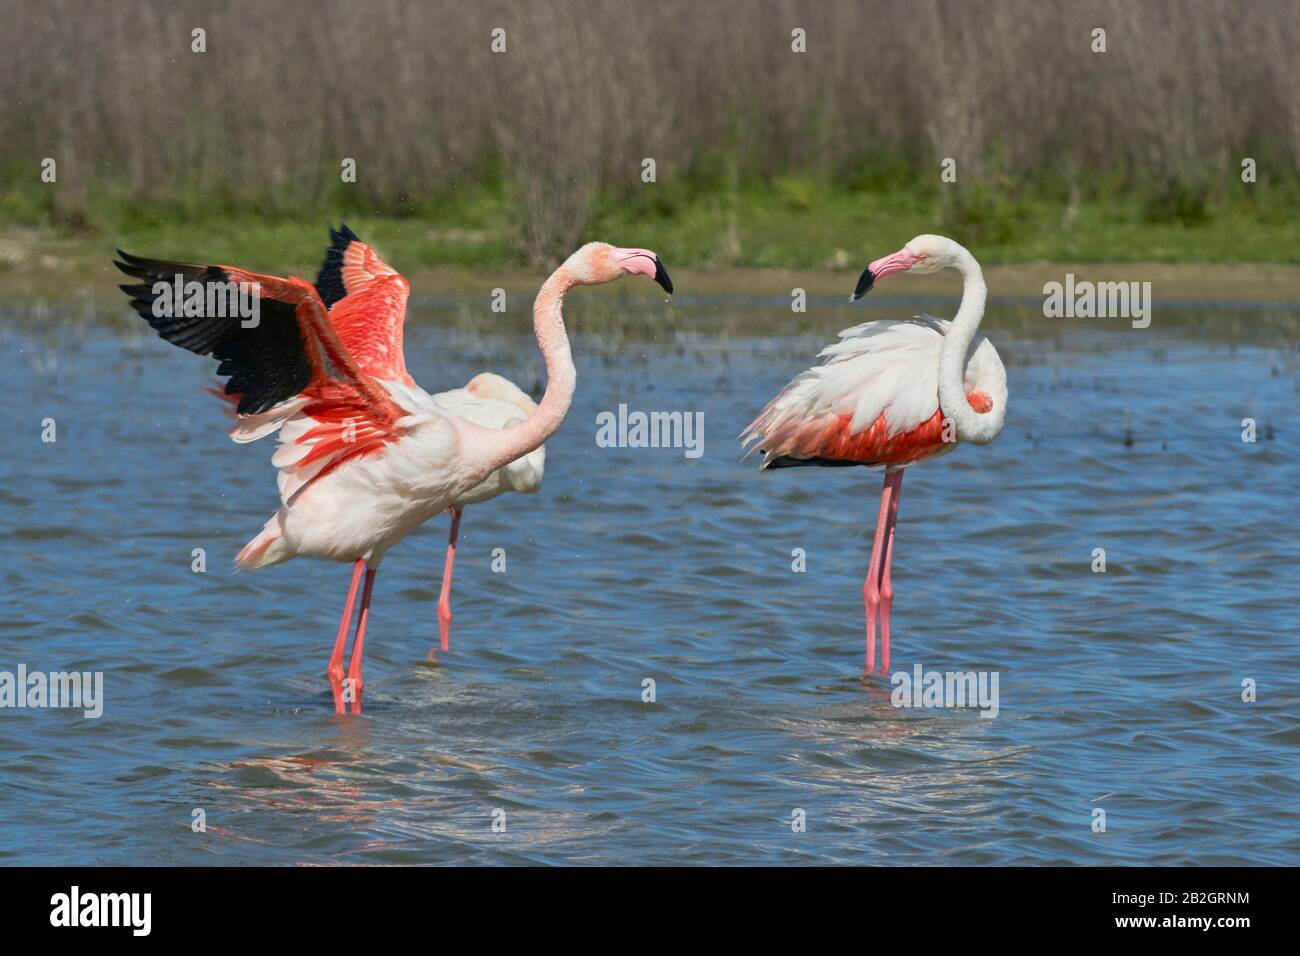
[240,373,545,569]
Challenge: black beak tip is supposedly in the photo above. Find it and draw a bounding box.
[850,267,875,302]
[653,257,673,295]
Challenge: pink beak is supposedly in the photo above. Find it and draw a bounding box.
[851,247,919,301]
[614,248,673,294]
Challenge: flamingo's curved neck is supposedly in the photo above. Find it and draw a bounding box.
[937,248,1002,444]
[477,267,577,475]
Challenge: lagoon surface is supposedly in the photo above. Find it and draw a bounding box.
[1,295,1297,865]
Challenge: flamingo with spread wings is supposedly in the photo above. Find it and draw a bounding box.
[741,235,1007,677]
[116,236,671,713]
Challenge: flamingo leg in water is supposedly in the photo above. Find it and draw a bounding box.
[345,567,378,715]
[876,470,905,674]
[436,507,462,653]
[328,559,366,714]
[862,471,898,677]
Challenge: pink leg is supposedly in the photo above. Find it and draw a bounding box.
[877,470,904,674]
[862,472,898,677]
[328,559,366,714]
[345,568,377,716]
[437,507,462,653]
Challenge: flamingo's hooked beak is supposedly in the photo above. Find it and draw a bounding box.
[850,267,875,301]
[615,248,673,295]
[849,248,919,302]
[652,257,673,295]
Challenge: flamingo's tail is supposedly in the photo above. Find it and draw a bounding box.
[235,512,292,570]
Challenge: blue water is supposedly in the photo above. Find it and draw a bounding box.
[1,300,1297,865]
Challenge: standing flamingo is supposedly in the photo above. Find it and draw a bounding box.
[313,225,546,653]
[116,239,671,714]
[430,373,545,652]
[186,225,547,655]
[740,235,1006,676]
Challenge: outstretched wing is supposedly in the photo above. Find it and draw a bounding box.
[314,224,413,385]
[117,252,412,497]
[116,252,313,416]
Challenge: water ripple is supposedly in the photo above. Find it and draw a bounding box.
[0,310,1296,864]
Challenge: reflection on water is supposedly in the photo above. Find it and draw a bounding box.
[0,297,1297,865]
